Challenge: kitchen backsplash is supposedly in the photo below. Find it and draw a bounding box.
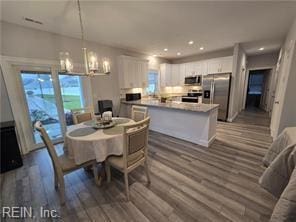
[120,85,202,99]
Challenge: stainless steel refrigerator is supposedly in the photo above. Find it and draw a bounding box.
[203,73,231,121]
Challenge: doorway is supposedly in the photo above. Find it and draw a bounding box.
[245,69,272,110]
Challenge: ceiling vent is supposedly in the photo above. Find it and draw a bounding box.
[23,17,43,25]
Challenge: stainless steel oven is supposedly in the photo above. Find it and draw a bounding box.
[181,92,202,103]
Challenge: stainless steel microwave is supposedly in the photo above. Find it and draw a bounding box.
[184,75,202,85]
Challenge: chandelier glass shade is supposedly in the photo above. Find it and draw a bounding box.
[59,0,110,76]
[59,52,73,73]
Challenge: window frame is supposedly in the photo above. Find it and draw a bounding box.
[146,69,160,95]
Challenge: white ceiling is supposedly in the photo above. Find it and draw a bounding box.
[1,1,296,58]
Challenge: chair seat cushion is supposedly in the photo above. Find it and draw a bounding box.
[58,154,78,171]
[58,154,94,172]
[108,150,145,169]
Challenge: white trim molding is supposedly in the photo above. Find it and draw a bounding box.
[1,55,93,154]
[227,111,238,122]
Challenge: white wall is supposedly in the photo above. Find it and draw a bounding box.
[247,52,279,70]
[273,18,296,137]
[0,21,168,115]
[228,43,247,121]
[0,69,14,122]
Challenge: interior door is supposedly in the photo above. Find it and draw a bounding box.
[213,74,231,121]
[271,41,295,137]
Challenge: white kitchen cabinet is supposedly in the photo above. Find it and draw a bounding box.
[185,62,195,77]
[160,63,171,87]
[171,64,180,86]
[206,56,233,74]
[185,61,207,76]
[160,64,181,87]
[194,61,207,75]
[118,56,148,89]
[207,58,221,74]
[179,63,186,85]
[158,56,233,87]
[220,56,233,73]
[141,61,149,88]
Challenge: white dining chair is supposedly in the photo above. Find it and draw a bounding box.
[131,105,148,122]
[105,117,151,201]
[71,107,94,124]
[34,121,99,204]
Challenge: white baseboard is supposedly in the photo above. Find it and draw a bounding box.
[227,112,238,122]
[200,134,216,148]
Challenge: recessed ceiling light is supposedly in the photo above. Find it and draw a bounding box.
[177,52,181,56]
[188,41,194,45]
[199,47,204,50]
[153,54,157,57]
[164,48,168,51]
[258,47,264,51]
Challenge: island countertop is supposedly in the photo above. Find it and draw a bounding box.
[121,99,219,113]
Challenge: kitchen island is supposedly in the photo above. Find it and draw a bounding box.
[121,99,219,147]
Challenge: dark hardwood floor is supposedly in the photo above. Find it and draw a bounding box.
[1,109,276,222]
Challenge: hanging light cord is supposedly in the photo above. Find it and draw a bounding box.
[77,0,85,45]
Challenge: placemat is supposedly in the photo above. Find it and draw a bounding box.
[83,120,95,126]
[113,118,130,125]
[68,127,97,137]
[103,126,124,135]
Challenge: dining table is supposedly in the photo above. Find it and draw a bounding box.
[64,117,134,165]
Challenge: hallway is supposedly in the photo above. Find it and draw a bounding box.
[233,108,271,127]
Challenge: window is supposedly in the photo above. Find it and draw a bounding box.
[58,74,84,126]
[146,70,159,95]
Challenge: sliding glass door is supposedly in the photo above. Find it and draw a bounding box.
[19,69,86,149]
[20,71,63,144]
[58,74,84,126]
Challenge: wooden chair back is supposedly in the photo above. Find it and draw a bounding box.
[131,105,148,122]
[71,107,94,124]
[34,121,63,174]
[122,117,150,168]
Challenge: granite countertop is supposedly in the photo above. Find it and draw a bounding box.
[121,99,219,113]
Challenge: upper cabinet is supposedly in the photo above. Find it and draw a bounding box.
[179,64,186,85]
[160,56,233,87]
[193,61,208,76]
[118,55,233,88]
[220,56,233,73]
[171,64,180,86]
[118,56,148,89]
[160,64,181,87]
[206,56,233,74]
[160,63,171,87]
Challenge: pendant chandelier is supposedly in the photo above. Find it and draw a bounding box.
[59,0,110,76]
